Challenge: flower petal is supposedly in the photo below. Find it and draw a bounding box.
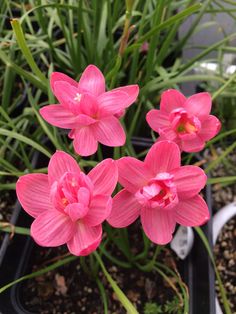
[88,159,118,195]
[98,85,139,116]
[40,105,78,129]
[174,195,210,226]
[98,90,131,116]
[172,166,207,199]
[16,174,52,218]
[199,115,221,141]
[78,65,105,96]
[50,72,78,94]
[144,141,181,175]
[141,208,176,245]
[184,92,212,118]
[48,151,80,185]
[76,114,96,126]
[64,203,89,222]
[53,81,80,113]
[67,222,102,256]
[117,157,152,193]
[83,195,112,226]
[112,85,139,107]
[73,127,98,156]
[31,210,75,246]
[78,93,98,116]
[146,109,170,132]
[107,189,141,228]
[93,116,126,146]
[160,89,186,113]
[180,136,205,152]
[158,126,178,141]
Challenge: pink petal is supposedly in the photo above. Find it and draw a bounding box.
[73,127,98,156]
[199,115,221,141]
[67,222,102,256]
[40,105,78,129]
[158,126,177,141]
[48,151,80,185]
[146,109,170,132]
[141,207,176,245]
[172,166,207,200]
[76,114,96,126]
[160,89,186,113]
[31,210,75,247]
[98,85,139,116]
[64,203,89,222]
[180,136,205,152]
[112,85,139,106]
[16,174,52,218]
[98,90,131,116]
[83,195,112,226]
[144,141,181,175]
[107,189,141,228]
[53,81,80,113]
[174,195,210,226]
[93,116,125,146]
[50,72,78,94]
[184,92,212,118]
[79,93,98,116]
[78,65,105,96]
[88,159,118,195]
[117,157,152,193]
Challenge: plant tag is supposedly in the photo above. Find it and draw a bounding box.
[170,226,194,260]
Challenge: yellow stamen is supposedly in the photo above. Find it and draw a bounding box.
[62,198,68,206]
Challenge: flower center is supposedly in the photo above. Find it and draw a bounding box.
[169,108,200,136]
[74,93,82,102]
[135,173,178,210]
[50,172,93,221]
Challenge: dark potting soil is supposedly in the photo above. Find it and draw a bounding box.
[204,147,236,211]
[21,223,185,314]
[0,190,17,243]
[214,217,236,313]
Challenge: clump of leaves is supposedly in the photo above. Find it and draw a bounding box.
[164,296,182,314]
[144,302,163,314]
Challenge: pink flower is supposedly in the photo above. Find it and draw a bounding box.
[146,89,221,152]
[16,151,118,256]
[40,65,139,156]
[107,141,209,245]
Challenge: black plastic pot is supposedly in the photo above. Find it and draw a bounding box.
[0,138,215,314]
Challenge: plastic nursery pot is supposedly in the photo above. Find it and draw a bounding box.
[0,138,215,314]
[212,202,236,314]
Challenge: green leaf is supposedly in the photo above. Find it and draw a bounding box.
[10,19,47,86]
[0,128,51,158]
[0,255,77,294]
[94,251,138,314]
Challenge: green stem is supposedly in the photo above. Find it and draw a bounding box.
[93,251,139,314]
[0,223,30,236]
[212,71,236,100]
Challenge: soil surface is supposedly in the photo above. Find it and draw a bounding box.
[0,190,16,243]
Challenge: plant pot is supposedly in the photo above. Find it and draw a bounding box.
[213,202,236,314]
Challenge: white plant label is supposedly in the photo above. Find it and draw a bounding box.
[170,226,194,260]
